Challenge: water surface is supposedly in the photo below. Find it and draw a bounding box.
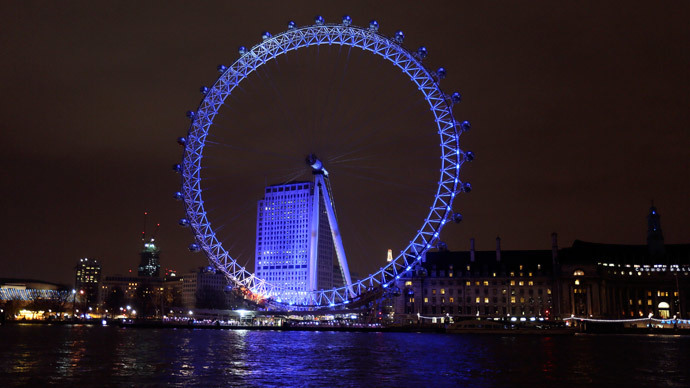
[0,324,688,387]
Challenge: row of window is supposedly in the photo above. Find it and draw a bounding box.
[415,296,551,305]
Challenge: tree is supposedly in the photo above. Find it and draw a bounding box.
[104,287,125,316]
[196,286,228,310]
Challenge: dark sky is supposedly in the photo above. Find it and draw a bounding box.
[1,1,688,286]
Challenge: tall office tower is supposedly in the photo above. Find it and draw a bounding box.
[138,240,161,277]
[255,182,317,293]
[75,257,101,307]
[254,181,346,296]
[255,155,354,303]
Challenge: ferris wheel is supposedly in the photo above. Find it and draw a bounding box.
[174,15,473,309]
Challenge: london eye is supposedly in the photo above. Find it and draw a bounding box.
[174,15,472,309]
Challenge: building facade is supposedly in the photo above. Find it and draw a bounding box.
[75,257,101,308]
[138,241,161,277]
[394,237,556,324]
[182,266,249,310]
[254,181,343,300]
[393,207,690,322]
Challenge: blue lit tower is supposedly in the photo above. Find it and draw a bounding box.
[254,155,353,301]
[255,181,313,295]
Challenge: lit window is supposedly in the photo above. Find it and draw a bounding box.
[484,297,489,303]
[424,298,428,303]
[518,281,524,286]
[432,289,436,295]
[466,281,471,286]
[440,289,445,295]
[510,272,515,277]
[574,279,580,285]
[449,297,454,303]
[573,269,585,276]
[510,280,516,286]
[483,281,489,286]
[511,296,516,304]
[475,297,480,303]
[547,289,551,295]
[528,281,534,286]
[405,281,412,286]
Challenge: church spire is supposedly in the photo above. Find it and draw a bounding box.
[647,202,665,257]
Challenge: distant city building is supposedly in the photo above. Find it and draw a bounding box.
[392,206,690,323]
[182,267,244,310]
[557,207,689,319]
[254,181,345,298]
[0,279,68,301]
[394,237,556,324]
[138,240,161,277]
[75,258,101,307]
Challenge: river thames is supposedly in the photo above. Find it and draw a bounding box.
[1,324,688,387]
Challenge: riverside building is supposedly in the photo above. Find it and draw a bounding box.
[394,236,556,324]
[393,206,690,323]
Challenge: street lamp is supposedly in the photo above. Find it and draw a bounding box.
[71,289,77,320]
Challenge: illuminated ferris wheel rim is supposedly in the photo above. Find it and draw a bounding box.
[178,17,471,308]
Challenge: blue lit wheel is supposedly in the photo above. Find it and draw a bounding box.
[176,16,471,308]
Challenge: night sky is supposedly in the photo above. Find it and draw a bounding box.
[1,1,688,287]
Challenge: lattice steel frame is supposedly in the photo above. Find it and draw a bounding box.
[179,21,468,308]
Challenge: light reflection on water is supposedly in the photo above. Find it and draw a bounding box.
[0,324,689,387]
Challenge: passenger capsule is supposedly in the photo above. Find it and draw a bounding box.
[417,46,428,59]
[238,46,248,55]
[178,218,190,227]
[188,243,201,252]
[453,213,463,223]
[261,31,272,40]
[314,15,324,25]
[394,30,405,44]
[217,64,227,73]
[369,20,379,31]
[463,182,472,193]
[177,136,186,146]
[465,151,475,161]
[342,15,352,26]
[199,86,209,95]
[172,164,182,173]
[436,67,447,79]
[173,192,184,201]
[287,21,296,30]
[451,92,462,104]
[186,111,196,119]
[461,120,471,132]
